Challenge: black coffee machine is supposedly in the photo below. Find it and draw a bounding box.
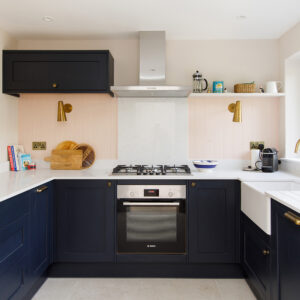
[261,148,278,172]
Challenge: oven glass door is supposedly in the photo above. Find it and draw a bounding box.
[117,199,185,254]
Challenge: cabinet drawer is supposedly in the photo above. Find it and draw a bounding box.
[0,215,29,269]
[0,255,28,300]
[0,193,30,229]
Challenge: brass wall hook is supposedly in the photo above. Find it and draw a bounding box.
[228,100,242,122]
[57,101,72,122]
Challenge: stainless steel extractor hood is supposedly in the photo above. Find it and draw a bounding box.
[111,31,191,98]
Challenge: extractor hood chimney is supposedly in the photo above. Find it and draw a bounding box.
[111,31,191,98]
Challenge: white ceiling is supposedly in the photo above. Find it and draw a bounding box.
[0,0,299,40]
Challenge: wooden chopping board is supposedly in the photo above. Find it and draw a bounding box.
[73,144,95,169]
[44,150,83,170]
[55,140,78,150]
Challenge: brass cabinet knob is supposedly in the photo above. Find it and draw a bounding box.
[191,182,196,187]
[52,83,58,88]
[284,211,300,226]
[262,249,270,256]
[36,186,48,193]
[107,181,112,188]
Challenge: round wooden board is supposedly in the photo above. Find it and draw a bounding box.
[55,140,78,150]
[73,143,95,169]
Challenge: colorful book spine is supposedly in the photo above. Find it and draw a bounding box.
[7,146,15,171]
[10,146,17,171]
[12,146,20,171]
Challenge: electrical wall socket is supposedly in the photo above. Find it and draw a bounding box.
[32,141,47,150]
[250,141,264,150]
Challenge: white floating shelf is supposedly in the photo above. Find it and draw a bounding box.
[189,93,285,98]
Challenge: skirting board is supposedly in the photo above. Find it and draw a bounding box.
[48,263,243,278]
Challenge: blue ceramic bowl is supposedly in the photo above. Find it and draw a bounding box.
[193,160,219,172]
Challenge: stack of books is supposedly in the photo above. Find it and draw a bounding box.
[7,145,32,171]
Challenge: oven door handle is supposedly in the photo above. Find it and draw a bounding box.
[123,202,180,207]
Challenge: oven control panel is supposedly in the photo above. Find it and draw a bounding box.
[117,185,186,199]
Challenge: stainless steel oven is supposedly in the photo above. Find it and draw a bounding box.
[117,185,186,254]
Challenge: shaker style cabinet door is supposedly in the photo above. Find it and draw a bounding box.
[3,50,114,95]
[55,180,115,262]
[29,183,52,281]
[271,200,300,300]
[188,180,240,263]
[241,213,271,300]
[0,192,31,300]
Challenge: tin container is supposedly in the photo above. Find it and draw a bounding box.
[213,81,224,93]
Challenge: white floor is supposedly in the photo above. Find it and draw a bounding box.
[32,278,256,300]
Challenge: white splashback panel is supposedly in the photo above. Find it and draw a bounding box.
[118,98,188,164]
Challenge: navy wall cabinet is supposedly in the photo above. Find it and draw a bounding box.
[241,212,271,300]
[0,192,31,300]
[3,50,114,96]
[271,200,300,300]
[188,180,240,263]
[29,183,53,283]
[55,180,115,262]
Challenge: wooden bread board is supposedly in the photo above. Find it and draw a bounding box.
[45,150,83,170]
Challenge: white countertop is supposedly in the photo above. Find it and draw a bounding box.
[0,167,299,203]
[266,191,300,214]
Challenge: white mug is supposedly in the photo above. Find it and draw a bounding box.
[265,81,282,94]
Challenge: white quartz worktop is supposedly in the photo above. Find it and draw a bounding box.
[266,191,300,214]
[0,167,299,203]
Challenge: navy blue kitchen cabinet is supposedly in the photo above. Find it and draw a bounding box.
[271,200,300,300]
[28,183,53,284]
[241,212,271,300]
[0,183,53,300]
[3,50,114,97]
[55,180,115,262]
[188,180,240,263]
[0,191,31,300]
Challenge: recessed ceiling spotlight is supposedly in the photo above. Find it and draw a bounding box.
[42,16,54,22]
[236,15,247,20]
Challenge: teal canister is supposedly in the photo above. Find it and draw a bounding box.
[213,81,224,93]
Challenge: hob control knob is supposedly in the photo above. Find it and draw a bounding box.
[168,192,174,197]
[130,192,135,197]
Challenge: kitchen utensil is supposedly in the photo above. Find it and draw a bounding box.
[73,143,95,169]
[192,71,208,93]
[265,81,282,94]
[55,140,78,150]
[44,150,83,170]
[213,81,224,93]
[193,160,219,172]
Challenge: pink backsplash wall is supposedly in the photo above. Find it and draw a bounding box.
[18,94,118,161]
[18,94,279,161]
[189,96,280,160]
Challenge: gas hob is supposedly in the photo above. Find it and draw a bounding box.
[112,164,191,176]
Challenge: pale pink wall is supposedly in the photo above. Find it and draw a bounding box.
[17,38,281,161]
[18,94,117,161]
[18,93,280,161]
[189,96,280,160]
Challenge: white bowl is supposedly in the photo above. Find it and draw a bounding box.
[193,160,219,172]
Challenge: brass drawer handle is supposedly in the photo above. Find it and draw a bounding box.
[262,249,270,256]
[36,186,48,193]
[284,211,300,226]
[107,181,112,188]
[52,83,58,88]
[191,182,196,187]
